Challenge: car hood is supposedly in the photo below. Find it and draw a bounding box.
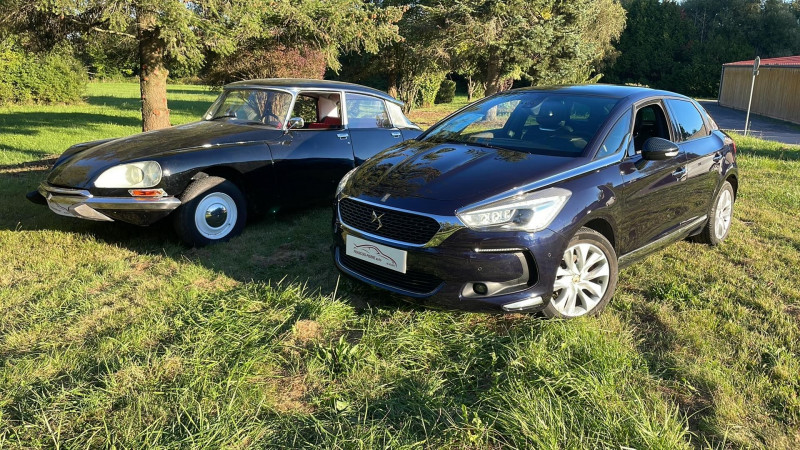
[347,140,585,204]
[47,120,281,188]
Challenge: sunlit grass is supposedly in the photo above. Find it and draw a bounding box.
[0,83,798,448]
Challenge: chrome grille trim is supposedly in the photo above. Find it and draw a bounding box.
[338,195,464,247]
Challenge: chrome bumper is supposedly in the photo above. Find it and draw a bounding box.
[38,183,181,222]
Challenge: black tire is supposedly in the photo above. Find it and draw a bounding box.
[173,176,247,247]
[542,227,619,319]
[693,181,734,246]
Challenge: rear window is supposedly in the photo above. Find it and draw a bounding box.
[424,92,619,156]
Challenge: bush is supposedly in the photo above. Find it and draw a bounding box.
[434,79,456,104]
[415,72,446,108]
[203,43,327,86]
[0,40,87,105]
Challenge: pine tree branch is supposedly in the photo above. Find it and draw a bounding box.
[89,26,136,39]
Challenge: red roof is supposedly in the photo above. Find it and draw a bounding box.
[724,56,800,67]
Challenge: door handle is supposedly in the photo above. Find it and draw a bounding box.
[672,167,687,179]
[712,153,723,162]
[337,133,349,141]
[391,131,402,138]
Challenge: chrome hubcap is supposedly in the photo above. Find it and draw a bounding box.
[551,243,610,317]
[194,192,237,239]
[205,204,228,228]
[715,189,733,240]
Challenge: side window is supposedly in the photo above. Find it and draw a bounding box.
[346,93,391,129]
[595,110,632,160]
[632,104,670,154]
[666,99,708,141]
[387,102,415,128]
[291,95,318,125]
[289,92,343,129]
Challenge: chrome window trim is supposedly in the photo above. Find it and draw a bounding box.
[337,195,465,248]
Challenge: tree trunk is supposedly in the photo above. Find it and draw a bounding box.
[387,69,398,98]
[484,54,503,96]
[138,10,170,131]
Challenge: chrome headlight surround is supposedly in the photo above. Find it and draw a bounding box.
[456,187,571,232]
[336,167,358,197]
[94,161,163,189]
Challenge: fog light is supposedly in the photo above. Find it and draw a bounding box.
[472,283,488,296]
[502,296,543,312]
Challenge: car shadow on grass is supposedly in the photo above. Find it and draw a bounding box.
[0,164,416,314]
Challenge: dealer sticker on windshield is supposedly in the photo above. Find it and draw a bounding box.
[345,235,407,274]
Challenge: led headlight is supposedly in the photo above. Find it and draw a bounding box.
[336,167,358,197]
[456,187,571,232]
[94,161,163,188]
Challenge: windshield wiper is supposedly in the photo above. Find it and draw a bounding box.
[210,113,236,120]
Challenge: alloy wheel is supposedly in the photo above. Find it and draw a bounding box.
[551,242,611,317]
[715,188,733,240]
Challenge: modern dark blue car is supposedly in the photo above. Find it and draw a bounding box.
[28,79,421,246]
[332,85,738,317]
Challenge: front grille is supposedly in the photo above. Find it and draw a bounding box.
[339,198,441,245]
[339,251,443,294]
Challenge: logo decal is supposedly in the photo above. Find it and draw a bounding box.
[371,210,385,230]
[353,244,398,268]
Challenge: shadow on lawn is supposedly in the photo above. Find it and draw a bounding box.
[0,163,411,312]
[86,96,214,118]
[623,300,720,447]
[739,146,800,161]
[0,111,142,135]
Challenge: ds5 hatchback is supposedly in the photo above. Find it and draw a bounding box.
[332,85,737,317]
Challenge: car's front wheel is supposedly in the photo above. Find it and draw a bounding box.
[542,227,618,319]
[173,176,247,246]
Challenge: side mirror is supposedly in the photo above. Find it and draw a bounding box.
[641,137,679,160]
[287,117,305,130]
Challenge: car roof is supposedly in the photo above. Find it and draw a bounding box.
[511,84,689,103]
[224,78,402,105]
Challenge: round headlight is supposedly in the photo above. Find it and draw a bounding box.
[126,166,145,185]
[95,161,163,188]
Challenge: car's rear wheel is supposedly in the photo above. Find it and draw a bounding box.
[693,180,734,246]
[173,176,247,246]
[542,227,618,319]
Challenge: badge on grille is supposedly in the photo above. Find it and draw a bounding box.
[370,210,385,230]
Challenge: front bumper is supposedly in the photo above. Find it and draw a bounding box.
[35,183,181,226]
[332,206,568,313]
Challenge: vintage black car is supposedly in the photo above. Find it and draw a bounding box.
[27,79,421,245]
[333,85,738,317]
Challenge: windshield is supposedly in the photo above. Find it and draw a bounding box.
[423,92,620,156]
[205,89,293,128]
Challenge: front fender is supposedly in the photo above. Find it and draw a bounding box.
[51,138,117,170]
[153,142,275,204]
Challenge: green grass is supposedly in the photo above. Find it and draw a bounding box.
[0,83,799,448]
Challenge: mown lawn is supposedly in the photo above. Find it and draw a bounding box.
[0,82,798,449]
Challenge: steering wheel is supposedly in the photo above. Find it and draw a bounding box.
[263,112,281,127]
